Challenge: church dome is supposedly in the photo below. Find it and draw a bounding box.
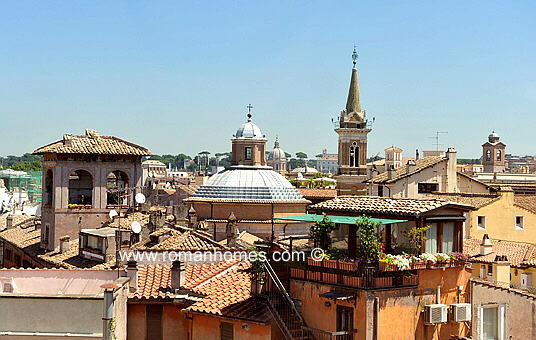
[268,138,286,161]
[235,114,264,139]
[489,131,499,139]
[191,168,305,201]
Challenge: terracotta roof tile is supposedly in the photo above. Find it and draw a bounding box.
[310,195,473,217]
[514,195,536,214]
[33,129,150,156]
[368,156,445,184]
[298,188,337,199]
[427,192,500,209]
[0,215,39,231]
[463,238,535,266]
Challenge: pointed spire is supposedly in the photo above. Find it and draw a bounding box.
[274,135,280,148]
[346,51,361,114]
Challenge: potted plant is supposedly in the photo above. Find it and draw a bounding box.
[355,216,384,267]
[407,225,430,256]
[246,247,267,295]
[309,213,338,253]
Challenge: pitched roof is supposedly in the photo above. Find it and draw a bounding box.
[426,192,500,209]
[298,188,337,199]
[514,195,536,215]
[310,196,473,217]
[33,129,150,156]
[368,156,446,184]
[0,215,39,231]
[131,226,226,251]
[463,238,535,267]
[185,262,271,323]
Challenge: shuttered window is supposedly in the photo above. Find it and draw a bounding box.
[220,322,234,340]
[146,305,163,340]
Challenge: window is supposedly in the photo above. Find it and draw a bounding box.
[425,223,438,253]
[44,169,53,206]
[107,170,129,206]
[480,304,505,340]
[220,322,234,340]
[14,254,21,267]
[418,183,438,194]
[378,185,384,197]
[336,306,354,333]
[497,150,502,161]
[442,222,454,253]
[515,216,524,230]
[349,142,359,167]
[146,305,163,340]
[245,147,252,160]
[5,249,12,261]
[480,265,486,279]
[477,216,486,230]
[486,150,491,162]
[68,170,93,206]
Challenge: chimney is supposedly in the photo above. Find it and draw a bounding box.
[226,212,238,248]
[480,234,493,256]
[416,149,419,160]
[446,147,457,193]
[498,187,514,205]
[171,260,186,291]
[406,160,416,174]
[387,165,396,181]
[6,214,13,229]
[126,261,138,293]
[59,235,70,253]
[493,255,510,284]
[63,134,73,147]
[188,206,197,229]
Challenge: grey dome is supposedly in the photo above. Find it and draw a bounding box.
[235,117,264,139]
[192,168,305,201]
[268,138,286,161]
[489,130,499,138]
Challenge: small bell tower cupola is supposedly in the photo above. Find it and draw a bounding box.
[230,104,268,167]
[482,130,506,173]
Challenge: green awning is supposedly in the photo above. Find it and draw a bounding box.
[274,214,407,225]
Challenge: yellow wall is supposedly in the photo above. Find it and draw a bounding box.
[469,191,536,243]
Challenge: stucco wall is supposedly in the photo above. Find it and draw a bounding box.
[471,280,536,339]
[127,304,188,340]
[469,191,536,243]
[0,297,102,335]
[191,314,271,340]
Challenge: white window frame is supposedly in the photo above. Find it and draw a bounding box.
[515,215,524,230]
[480,303,505,340]
[477,215,487,230]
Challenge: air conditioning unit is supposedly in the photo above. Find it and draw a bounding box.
[424,304,448,325]
[449,303,471,323]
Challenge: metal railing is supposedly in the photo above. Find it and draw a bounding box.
[263,260,313,340]
[303,326,357,340]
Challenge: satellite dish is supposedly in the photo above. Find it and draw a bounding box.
[135,193,146,204]
[131,221,142,234]
[109,210,118,220]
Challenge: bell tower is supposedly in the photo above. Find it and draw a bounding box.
[334,47,371,196]
[482,131,506,173]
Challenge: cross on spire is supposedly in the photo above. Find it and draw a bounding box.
[352,45,358,67]
[246,103,253,121]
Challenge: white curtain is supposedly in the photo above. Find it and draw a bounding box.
[442,222,454,253]
[425,223,437,253]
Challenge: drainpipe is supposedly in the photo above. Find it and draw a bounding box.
[374,296,379,340]
[100,283,119,340]
[437,285,441,304]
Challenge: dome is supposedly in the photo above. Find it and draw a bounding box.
[191,168,305,201]
[489,130,499,138]
[267,138,286,161]
[235,115,264,139]
[291,166,319,174]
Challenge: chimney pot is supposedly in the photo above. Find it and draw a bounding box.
[171,260,186,290]
[59,235,70,253]
[6,215,13,229]
[480,234,493,256]
[126,260,138,293]
[387,166,396,181]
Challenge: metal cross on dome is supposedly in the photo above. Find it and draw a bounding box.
[352,45,358,67]
[246,103,253,119]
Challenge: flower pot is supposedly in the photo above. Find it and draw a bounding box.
[339,262,356,271]
[307,257,320,267]
[323,259,338,269]
[250,281,264,295]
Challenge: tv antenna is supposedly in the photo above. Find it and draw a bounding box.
[428,131,448,151]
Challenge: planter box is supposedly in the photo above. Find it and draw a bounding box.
[373,277,393,288]
[410,261,427,270]
[306,271,321,281]
[343,276,363,287]
[290,268,305,279]
[324,273,340,284]
[322,259,338,269]
[339,262,356,271]
[307,257,320,267]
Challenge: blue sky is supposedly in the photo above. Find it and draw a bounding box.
[1,1,535,159]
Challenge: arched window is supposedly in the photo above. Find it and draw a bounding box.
[349,142,359,167]
[497,150,502,161]
[44,169,53,206]
[107,171,129,207]
[68,170,93,206]
[486,150,491,162]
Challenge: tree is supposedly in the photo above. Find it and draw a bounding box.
[310,214,338,251]
[284,152,291,158]
[355,216,384,262]
[296,152,308,167]
[315,154,323,158]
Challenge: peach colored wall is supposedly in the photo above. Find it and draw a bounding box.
[289,267,471,340]
[127,304,188,340]
[191,314,272,340]
[189,201,307,221]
